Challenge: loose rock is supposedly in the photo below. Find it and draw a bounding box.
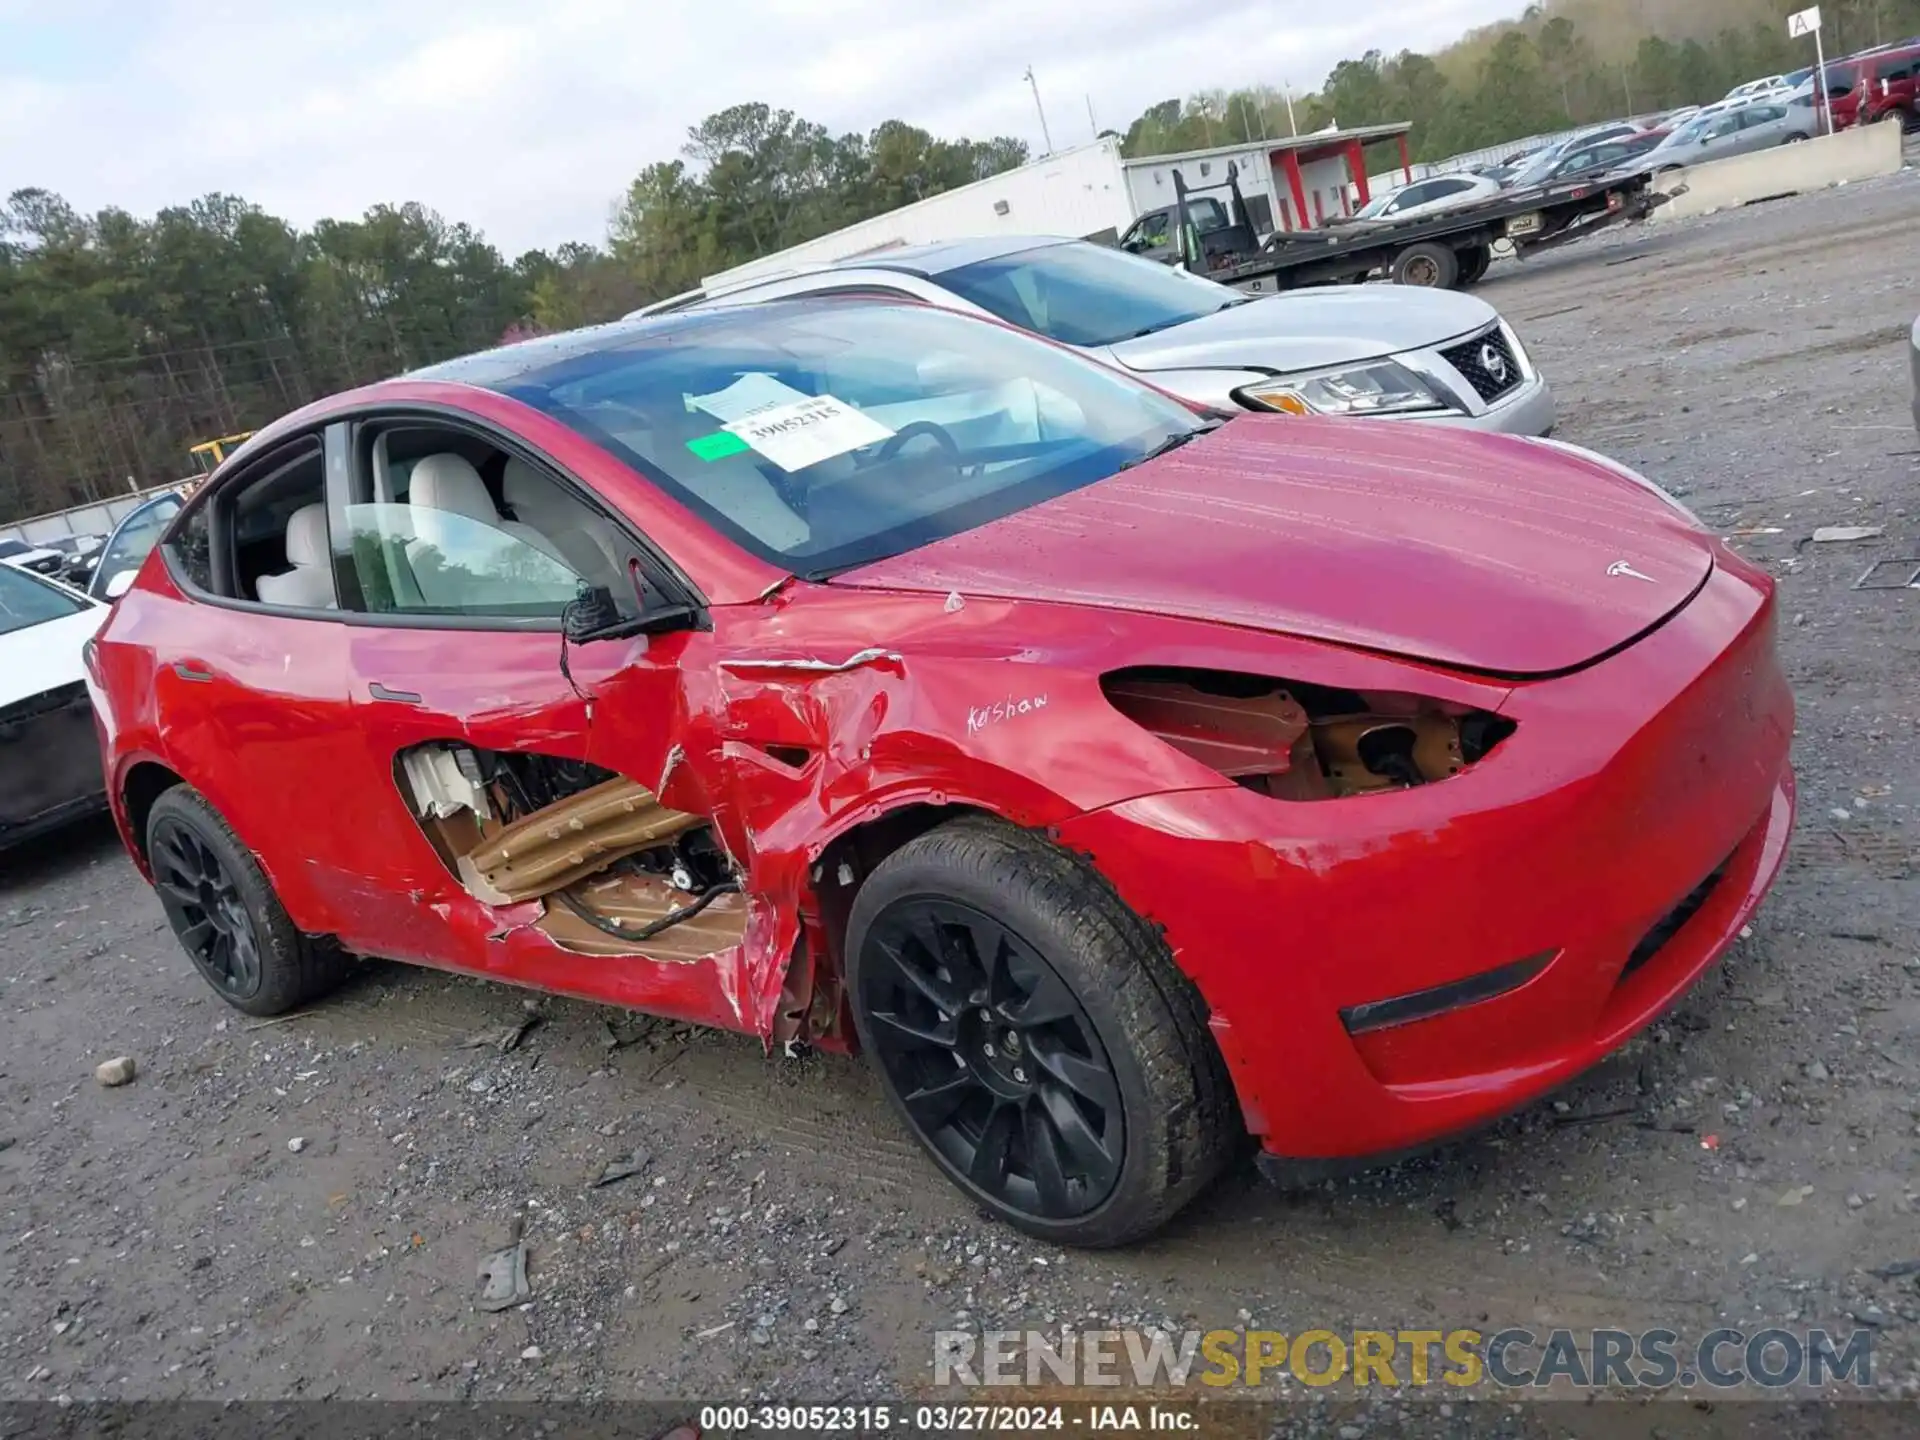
[94,1056,136,1087]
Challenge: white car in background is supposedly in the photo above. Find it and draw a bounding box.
[1338,173,1503,225]
[0,565,108,848]
[1725,75,1791,102]
[638,236,1556,436]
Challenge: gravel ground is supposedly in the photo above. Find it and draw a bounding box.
[3,168,1919,1422]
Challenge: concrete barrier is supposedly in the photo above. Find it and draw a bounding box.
[1651,120,1907,223]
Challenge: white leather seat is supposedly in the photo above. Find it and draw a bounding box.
[254,503,336,608]
[408,453,559,560]
[502,458,624,589]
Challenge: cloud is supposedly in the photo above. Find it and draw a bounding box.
[1,0,1522,254]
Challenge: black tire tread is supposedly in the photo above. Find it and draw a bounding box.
[147,786,351,1017]
[849,815,1237,1246]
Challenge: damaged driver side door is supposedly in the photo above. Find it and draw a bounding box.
[323,414,755,1026]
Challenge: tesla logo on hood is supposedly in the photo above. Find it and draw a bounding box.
[1607,560,1657,583]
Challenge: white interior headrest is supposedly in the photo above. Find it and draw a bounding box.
[283,504,329,567]
[409,453,498,522]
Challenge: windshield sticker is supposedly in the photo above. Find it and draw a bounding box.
[725,395,895,473]
[688,373,812,424]
[685,430,752,462]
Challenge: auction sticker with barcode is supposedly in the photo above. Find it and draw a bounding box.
[726,395,894,472]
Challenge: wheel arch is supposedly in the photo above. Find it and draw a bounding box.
[117,757,186,873]
[809,800,1004,986]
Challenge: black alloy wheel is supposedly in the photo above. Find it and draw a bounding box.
[858,897,1124,1221]
[150,814,264,999]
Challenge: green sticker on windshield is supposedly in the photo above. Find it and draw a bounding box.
[687,431,751,461]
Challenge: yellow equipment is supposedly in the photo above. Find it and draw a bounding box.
[187,432,254,476]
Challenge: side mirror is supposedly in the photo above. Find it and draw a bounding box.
[563,584,698,644]
[104,570,135,599]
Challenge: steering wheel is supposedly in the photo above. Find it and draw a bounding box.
[874,421,962,470]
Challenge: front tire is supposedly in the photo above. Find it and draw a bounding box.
[146,787,350,1017]
[845,818,1237,1247]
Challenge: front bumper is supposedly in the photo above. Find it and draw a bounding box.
[1055,557,1793,1162]
[0,683,107,849]
[1405,375,1555,437]
[1403,319,1556,436]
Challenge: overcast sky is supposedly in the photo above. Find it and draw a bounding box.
[3,0,1524,256]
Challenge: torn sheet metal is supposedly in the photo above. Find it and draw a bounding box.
[718,648,904,676]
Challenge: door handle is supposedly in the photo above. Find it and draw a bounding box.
[368,682,423,705]
[173,662,213,683]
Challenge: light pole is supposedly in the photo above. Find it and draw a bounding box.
[1024,66,1055,154]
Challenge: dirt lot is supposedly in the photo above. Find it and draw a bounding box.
[4,169,1919,1421]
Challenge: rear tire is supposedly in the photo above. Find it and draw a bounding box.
[1391,242,1460,289]
[845,817,1237,1247]
[146,787,350,1017]
[1457,245,1493,286]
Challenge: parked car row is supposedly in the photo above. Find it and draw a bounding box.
[1446,49,1907,206]
[0,530,109,589]
[1628,97,1820,172]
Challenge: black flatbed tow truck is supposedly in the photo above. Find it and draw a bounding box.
[1153,161,1679,292]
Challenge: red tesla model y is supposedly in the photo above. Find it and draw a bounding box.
[85,298,1793,1245]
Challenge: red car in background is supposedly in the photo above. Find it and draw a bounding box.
[1855,42,1920,128]
[84,299,1795,1246]
[1810,44,1920,130]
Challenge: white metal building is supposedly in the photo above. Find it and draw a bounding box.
[701,139,1138,290]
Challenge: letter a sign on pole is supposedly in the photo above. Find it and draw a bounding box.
[1788,6,1830,135]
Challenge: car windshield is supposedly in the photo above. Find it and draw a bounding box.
[488,301,1209,578]
[0,563,86,635]
[933,242,1243,347]
[1352,190,1399,219]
